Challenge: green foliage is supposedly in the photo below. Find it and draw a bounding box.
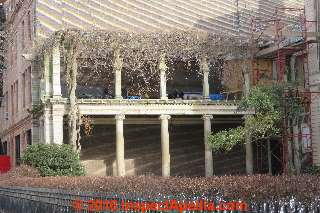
[27,103,44,119]
[284,88,305,122]
[22,144,85,177]
[302,166,320,175]
[209,84,304,152]
[238,84,284,115]
[244,114,281,138]
[209,127,245,152]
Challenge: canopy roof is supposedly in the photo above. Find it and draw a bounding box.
[35,0,304,39]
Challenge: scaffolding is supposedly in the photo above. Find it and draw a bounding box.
[250,7,318,174]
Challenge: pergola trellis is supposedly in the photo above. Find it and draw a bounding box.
[28,29,253,177]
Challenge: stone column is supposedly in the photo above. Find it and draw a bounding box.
[201,56,210,99]
[52,45,62,97]
[114,49,123,99]
[43,53,52,97]
[30,57,42,144]
[115,114,125,176]
[31,56,41,106]
[159,54,168,100]
[43,107,52,144]
[290,55,296,82]
[52,104,64,145]
[203,115,213,176]
[243,64,254,175]
[159,114,171,176]
[31,119,40,144]
[267,138,272,175]
[245,119,254,175]
[293,124,301,174]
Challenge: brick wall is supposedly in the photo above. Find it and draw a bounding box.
[0,0,34,167]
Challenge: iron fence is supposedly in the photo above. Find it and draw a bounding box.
[0,186,319,213]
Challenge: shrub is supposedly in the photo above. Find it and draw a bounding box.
[0,175,320,203]
[302,166,320,175]
[0,165,40,180]
[22,144,85,177]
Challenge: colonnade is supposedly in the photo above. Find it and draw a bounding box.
[114,113,213,177]
[39,47,253,176]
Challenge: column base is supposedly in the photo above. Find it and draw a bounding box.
[52,95,62,100]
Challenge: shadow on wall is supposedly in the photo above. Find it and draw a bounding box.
[80,123,205,177]
[79,115,247,177]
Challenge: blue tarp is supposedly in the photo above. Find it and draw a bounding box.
[209,94,224,101]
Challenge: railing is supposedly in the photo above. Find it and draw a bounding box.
[0,186,236,213]
[0,186,319,213]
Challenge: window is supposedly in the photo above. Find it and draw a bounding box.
[15,135,20,166]
[11,84,14,117]
[21,20,25,49]
[0,141,3,155]
[28,67,32,104]
[10,43,13,70]
[22,72,25,107]
[26,129,32,146]
[0,141,7,155]
[3,141,7,155]
[27,11,31,40]
[10,0,16,11]
[5,91,8,112]
[4,92,8,120]
[15,81,18,114]
[15,34,18,62]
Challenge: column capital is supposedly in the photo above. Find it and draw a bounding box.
[159,114,171,120]
[115,114,126,120]
[202,115,213,120]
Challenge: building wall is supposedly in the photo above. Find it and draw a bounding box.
[81,118,245,176]
[0,0,35,167]
[306,0,320,166]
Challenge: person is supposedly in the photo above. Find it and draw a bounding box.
[178,90,184,99]
[168,89,178,99]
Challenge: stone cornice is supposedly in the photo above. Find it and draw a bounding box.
[48,98,252,116]
[50,98,240,106]
[0,115,31,138]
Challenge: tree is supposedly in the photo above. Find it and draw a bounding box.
[208,84,305,174]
